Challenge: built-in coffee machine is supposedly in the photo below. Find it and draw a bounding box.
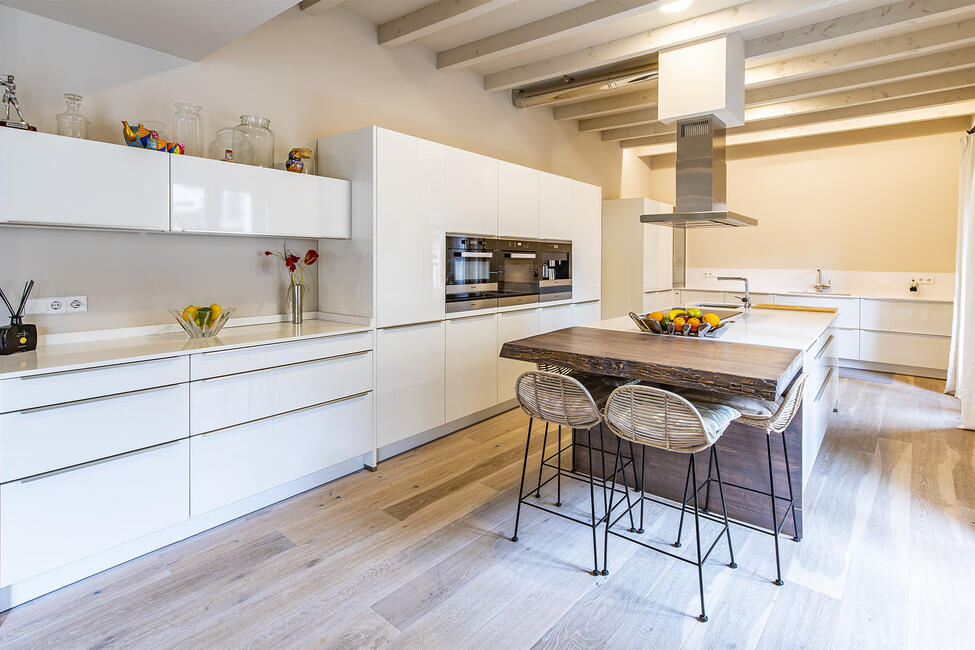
[539,240,572,302]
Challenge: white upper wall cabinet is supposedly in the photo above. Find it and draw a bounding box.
[0,129,169,231]
[498,161,539,238]
[376,129,446,328]
[445,146,498,236]
[171,155,350,238]
[539,172,574,241]
[572,182,602,302]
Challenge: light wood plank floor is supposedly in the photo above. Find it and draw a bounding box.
[1,374,972,649]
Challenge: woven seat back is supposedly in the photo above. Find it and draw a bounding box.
[604,384,715,453]
[515,371,602,428]
[762,373,809,434]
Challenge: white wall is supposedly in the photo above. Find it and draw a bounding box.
[0,4,628,334]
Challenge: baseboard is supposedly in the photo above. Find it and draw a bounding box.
[839,358,946,380]
[378,400,519,462]
[0,453,370,612]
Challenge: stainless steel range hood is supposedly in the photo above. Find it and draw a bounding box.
[640,116,757,228]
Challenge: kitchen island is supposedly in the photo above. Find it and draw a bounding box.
[499,306,839,537]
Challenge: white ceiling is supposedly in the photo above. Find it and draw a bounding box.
[0,0,299,60]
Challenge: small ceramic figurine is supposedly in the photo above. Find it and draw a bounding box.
[286,147,312,173]
[121,121,184,154]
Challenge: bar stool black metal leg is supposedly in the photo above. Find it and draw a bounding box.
[599,423,609,514]
[511,418,534,543]
[703,446,715,513]
[586,426,600,576]
[690,454,708,623]
[712,447,737,569]
[625,441,638,533]
[781,430,801,542]
[556,426,563,507]
[602,443,624,576]
[534,422,550,498]
[767,434,784,586]
[637,445,646,534]
[674,455,693,548]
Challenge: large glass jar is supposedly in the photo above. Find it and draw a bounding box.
[232,115,274,167]
[172,103,203,156]
[56,93,89,139]
[207,127,236,160]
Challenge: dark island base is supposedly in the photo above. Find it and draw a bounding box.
[572,406,803,538]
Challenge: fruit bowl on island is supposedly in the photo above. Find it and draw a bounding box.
[629,308,729,338]
[170,304,235,339]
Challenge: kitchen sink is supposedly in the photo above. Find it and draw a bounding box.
[677,304,742,320]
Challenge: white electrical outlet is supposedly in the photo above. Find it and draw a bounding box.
[24,298,46,315]
[46,297,66,314]
[66,296,88,312]
[911,276,935,285]
[702,271,716,278]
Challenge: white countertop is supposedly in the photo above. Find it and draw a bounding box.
[0,320,371,380]
[676,287,952,304]
[587,307,836,352]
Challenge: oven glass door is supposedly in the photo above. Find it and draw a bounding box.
[447,250,495,294]
[499,250,539,305]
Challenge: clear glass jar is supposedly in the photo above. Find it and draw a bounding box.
[207,127,236,161]
[56,93,88,139]
[172,103,203,156]
[232,115,274,167]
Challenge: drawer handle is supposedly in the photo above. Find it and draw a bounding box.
[16,383,183,415]
[448,312,496,322]
[18,356,182,380]
[3,219,167,233]
[17,440,182,484]
[814,367,834,403]
[815,334,835,360]
[380,320,443,331]
[198,350,370,382]
[199,330,370,356]
[198,390,371,436]
[574,299,599,305]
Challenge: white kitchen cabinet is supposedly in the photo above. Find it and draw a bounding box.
[859,299,952,336]
[498,161,539,238]
[376,129,446,327]
[773,294,859,329]
[680,290,727,305]
[190,392,372,516]
[445,146,498,236]
[170,154,350,238]
[446,313,499,421]
[190,350,372,435]
[724,291,774,306]
[644,290,679,313]
[836,327,860,360]
[0,129,170,231]
[643,223,673,292]
[0,439,189,587]
[498,306,540,402]
[539,303,574,333]
[573,300,601,326]
[539,172,574,240]
[859,330,950,370]
[602,198,671,319]
[572,182,602,302]
[376,321,446,448]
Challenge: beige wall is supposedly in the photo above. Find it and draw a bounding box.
[0,5,631,334]
[642,118,966,273]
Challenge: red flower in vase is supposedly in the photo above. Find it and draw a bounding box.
[264,248,319,286]
[304,250,319,265]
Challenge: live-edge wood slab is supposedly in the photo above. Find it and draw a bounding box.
[500,326,802,400]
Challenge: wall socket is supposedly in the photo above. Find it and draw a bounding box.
[701,271,716,278]
[912,276,935,285]
[22,296,87,315]
[67,296,88,312]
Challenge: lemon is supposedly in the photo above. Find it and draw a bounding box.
[182,305,199,322]
[209,304,222,324]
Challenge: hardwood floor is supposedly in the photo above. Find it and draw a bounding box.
[1,375,972,649]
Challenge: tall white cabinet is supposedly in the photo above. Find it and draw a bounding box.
[498,162,540,238]
[445,147,498,235]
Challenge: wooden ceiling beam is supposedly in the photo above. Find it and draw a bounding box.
[578,107,658,132]
[378,0,518,48]
[297,0,346,15]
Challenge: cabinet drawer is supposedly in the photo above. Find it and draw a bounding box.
[0,356,189,413]
[539,303,574,333]
[190,392,372,516]
[836,327,859,360]
[446,314,498,422]
[190,331,372,380]
[190,350,372,435]
[0,383,189,483]
[573,300,601,326]
[859,299,952,336]
[772,295,858,329]
[804,328,837,395]
[0,440,189,587]
[859,331,950,370]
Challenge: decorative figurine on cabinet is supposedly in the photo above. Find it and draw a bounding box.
[1,74,36,131]
[121,120,184,154]
[286,147,312,173]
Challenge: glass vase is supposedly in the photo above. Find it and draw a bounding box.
[172,103,203,156]
[56,93,89,139]
[232,115,274,167]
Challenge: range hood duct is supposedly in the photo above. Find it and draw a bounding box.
[511,61,658,109]
[640,115,757,287]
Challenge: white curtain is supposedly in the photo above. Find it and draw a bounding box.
[946,127,975,430]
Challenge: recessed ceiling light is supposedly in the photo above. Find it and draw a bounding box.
[660,0,692,12]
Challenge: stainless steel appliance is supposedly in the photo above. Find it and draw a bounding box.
[539,240,572,302]
[497,238,539,307]
[445,234,499,313]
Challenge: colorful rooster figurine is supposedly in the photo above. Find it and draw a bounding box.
[121,121,184,154]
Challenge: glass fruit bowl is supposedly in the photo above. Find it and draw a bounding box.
[170,306,235,338]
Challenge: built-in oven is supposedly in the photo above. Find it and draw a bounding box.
[445,234,499,313]
[539,240,572,302]
[497,238,540,307]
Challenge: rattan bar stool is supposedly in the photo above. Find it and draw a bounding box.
[511,370,639,576]
[601,384,742,623]
[676,374,808,586]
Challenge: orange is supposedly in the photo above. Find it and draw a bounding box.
[672,316,686,330]
[649,311,665,322]
[688,317,701,332]
[703,313,720,327]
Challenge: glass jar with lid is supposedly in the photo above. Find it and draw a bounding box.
[56,93,89,139]
[232,115,274,167]
[207,127,236,161]
[172,103,204,156]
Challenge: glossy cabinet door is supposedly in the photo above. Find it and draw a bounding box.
[859,330,950,369]
[679,289,727,305]
[445,146,498,236]
[498,307,540,402]
[643,220,673,292]
[572,182,602,301]
[498,161,539,238]
[539,303,575,333]
[0,129,169,231]
[573,300,601,326]
[376,321,446,448]
[539,172,574,240]
[170,155,350,238]
[859,299,952,336]
[445,314,499,422]
[376,129,446,328]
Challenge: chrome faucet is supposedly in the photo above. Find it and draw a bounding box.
[812,269,831,293]
[717,276,750,309]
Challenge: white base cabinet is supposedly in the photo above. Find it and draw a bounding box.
[498,307,540,403]
[573,300,601,326]
[540,303,575,333]
[446,314,499,422]
[859,330,951,369]
[377,322,446,448]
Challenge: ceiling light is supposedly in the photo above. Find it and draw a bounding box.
[660,0,691,12]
